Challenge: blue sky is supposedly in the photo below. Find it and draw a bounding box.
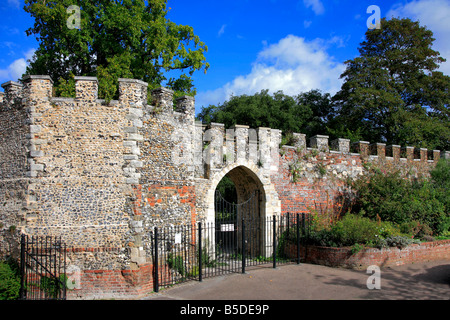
[1,0,449,115]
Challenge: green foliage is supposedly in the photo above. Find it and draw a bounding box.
[302,214,406,248]
[24,0,209,101]
[196,89,333,142]
[333,17,450,151]
[330,215,397,247]
[39,274,66,299]
[55,71,76,98]
[216,176,237,204]
[0,259,21,300]
[297,160,449,249]
[167,253,191,277]
[351,166,448,236]
[430,159,450,211]
[376,236,419,249]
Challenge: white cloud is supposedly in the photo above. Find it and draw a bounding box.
[8,58,27,80]
[387,0,450,75]
[0,48,35,84]
[196,35,345,109]
[7,0,20,9]
[24,48,35,61]
[303,0,325,15]
[218,24,226,37]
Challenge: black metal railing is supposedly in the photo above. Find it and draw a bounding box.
[19,235,67,300]
[151,213,311,292]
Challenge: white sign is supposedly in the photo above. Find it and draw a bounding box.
[175,232,182,244]
[221,224,234,232]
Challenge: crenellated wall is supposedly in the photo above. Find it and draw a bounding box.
[0,75,447,299]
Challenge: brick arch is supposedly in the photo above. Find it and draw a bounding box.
[205,160,281,224]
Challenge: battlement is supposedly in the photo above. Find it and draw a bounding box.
[0,75,195,117]
[1,74,446,174]
[280,133,448,163]
[196,124,447,178]
[1,80,23,110]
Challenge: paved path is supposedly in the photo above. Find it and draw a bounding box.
[144,260,450,300]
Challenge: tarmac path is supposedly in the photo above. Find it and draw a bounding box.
[144,260,450,300]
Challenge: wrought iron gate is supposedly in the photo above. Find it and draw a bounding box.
[214,190,261,258]
[150,190,311,292]
[19,235,67,300]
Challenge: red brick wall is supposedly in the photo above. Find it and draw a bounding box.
[272,148,360,215]
[272,146,439,216]
[67,263,154,299]
[286,240,450,269]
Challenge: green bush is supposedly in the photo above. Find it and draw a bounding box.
[430,159,450,220]
[299,161,449,248]
[303,214,403,248]
[331,214,387,247]
[0,259,21,300]
[351,165,448,237]
[376,236,419,249]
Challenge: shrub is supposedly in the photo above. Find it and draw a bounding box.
[351,167,448,236]
[376,236,419,249]
[0,259,21,300]
[330,214,381,246]
[303,213,407,248]
[307,229,339,247]
[430,159,450,207]
[430,159,450,230]
[399,220,433,238]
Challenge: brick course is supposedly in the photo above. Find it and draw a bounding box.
[286,240,450,269]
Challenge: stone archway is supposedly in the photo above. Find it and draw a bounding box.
[206,161,280,223]
[204,160,281,258]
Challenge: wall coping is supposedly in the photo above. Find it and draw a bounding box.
[289,239,450,269]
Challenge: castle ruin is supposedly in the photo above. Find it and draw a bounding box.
[0,75,447,298]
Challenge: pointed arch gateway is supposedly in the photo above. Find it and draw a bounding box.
[205,161,281,260]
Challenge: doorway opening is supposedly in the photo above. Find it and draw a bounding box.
[213,166,265,258]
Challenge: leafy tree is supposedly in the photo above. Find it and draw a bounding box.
[197,89,334,139]
[332,17,450,150]
[295,89,334,138]
[216,176,237,204]
[24,0,209,101]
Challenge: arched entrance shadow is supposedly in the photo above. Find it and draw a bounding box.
[205,161,281,259]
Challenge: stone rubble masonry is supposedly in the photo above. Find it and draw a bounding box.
[0,75,448,299]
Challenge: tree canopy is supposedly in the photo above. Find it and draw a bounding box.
[332,17,449,150]
[24,0,209,101]
[199,18,449,151]
[197,89,333,140]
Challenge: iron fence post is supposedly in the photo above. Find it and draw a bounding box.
[198,222,203,282]
[63,239,67,299]
[286,212,290,240]
[296,213,300,264]
[273,215,277,269]
[301,213,308,261]
[19,234,26,300]
[153,227,159,293]
[241,218,246,274]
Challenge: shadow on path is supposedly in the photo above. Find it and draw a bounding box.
[320,261,450,300]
